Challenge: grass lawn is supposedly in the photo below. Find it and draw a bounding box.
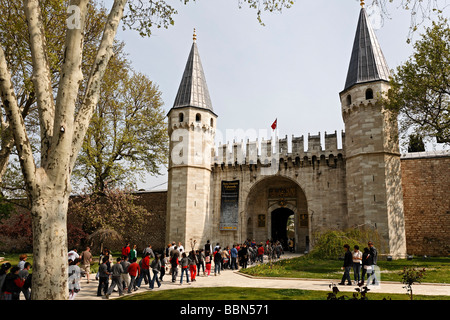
[240,255,450,284]
[115,286,450,301]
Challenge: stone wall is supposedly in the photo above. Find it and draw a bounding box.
[401,152,450,256]
[133,190,167,252]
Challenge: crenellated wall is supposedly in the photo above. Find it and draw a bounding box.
[213,130,346,167]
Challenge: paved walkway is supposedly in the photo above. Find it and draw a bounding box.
[74,253,450,300]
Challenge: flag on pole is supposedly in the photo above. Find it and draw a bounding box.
[271,118,277,130]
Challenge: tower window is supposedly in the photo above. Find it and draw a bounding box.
[210,118,214,127]
[179,112,184,122]
[366,88,373,100]
[196,113,201,122]
[346,95,352,106]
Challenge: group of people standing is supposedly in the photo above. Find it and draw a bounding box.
[0,254,32,300]
[339,241,379,287]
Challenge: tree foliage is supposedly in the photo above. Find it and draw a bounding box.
[384,16,450,145]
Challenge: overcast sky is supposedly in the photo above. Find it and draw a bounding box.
[115,0,448,191]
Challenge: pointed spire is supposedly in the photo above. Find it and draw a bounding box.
[343,7,391,91]
[172,31,214,113]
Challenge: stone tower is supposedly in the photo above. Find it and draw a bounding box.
[339,6,407,258]
[166,31,217,248]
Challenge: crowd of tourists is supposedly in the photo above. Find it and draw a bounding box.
[338,241,379,287]
[0,238,285,300]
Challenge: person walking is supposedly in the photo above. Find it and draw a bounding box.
[1,266,24,300]
[230,245,238,270]
[0,262,12,300]
[80,246,93,284]
[213,247,222,276]
[120,255,131,291]
[367,241,378,285]
[127,258,140,293]
[97,257,110,297]
[159,253,167,282]
[106,257,124,298]
[352,245,362,285]
[150,254,161,289]
[68,258,82,300]
[18,262,32,300]
[188,250,198,281]
[205,251,212,276]
[170,252,179,283]
[180,252,190,284]
[196,249,205,276]
[359,247,371,286]
[136,252,151,288]
[338,244,353,285]
[129,244,138,262]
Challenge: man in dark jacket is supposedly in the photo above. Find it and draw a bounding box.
[338,244,353,285]
[368,241,378,285]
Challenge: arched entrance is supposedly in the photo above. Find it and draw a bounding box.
[271,207,294,250]
[245,176,309,252]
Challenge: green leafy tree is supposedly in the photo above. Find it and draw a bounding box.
[73,68,168,192]
[384,16,450,145]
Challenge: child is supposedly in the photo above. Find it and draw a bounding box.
[205,251,212,276]
[180,252,190,284]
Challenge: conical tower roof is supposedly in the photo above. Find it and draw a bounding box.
[343,7,391,91]
[172,35,214,114]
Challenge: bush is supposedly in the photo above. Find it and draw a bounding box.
[308,227,384,260]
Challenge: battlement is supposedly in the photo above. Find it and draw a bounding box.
[213,130,345,166]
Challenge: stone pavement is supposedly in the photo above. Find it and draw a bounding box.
[74,253,450,300]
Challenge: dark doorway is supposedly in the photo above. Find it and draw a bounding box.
[271,208,294,250]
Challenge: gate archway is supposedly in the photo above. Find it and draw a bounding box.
[245,176,309,252]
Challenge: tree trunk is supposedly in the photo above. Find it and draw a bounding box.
[30,185,70,300]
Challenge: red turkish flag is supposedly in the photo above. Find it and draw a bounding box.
[271,118,277,130]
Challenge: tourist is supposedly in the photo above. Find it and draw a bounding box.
[120,255,131,291]
[0,262,11,299]
[288,238,294,252]
[127,257,140,293]
[204,240,212,256]
[150,254,161,289]
[18,262,32,300]
[222,247,230,269]
[178,242,184,254]
[359,247,371,286]
[136,252,151,288]
[180,252,190,284]
[257,243,264,263]
[1,266,24,300]
[196,249,205,276]
[68,248,79,262]
[106,257,124,298]
[230,245,238,270]
[170,251,179,282]
[188,250,198,281]
[143,244,155,258]
[97,257,110,297]
[213,247,222,275]
[121,243,131,259]
[352,245,362,285]
[17,254,27,270]
[129,244,138,262]
[338,244,353,285]
[205,251,212,276]
[160,253,168,281]
[68,258,82,300]
[367,241,378,285]
[239,244,249,269]
[80,246,92,284]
